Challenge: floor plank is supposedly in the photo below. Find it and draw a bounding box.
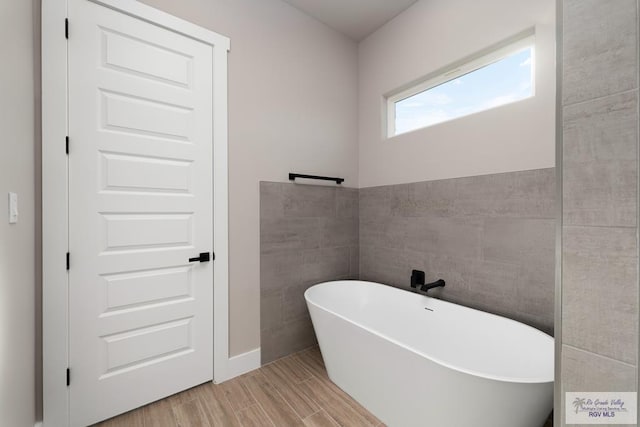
[299,377,376,427]
[220,373,258,412]
[198,383,242,427]
[142,398,176,427]
[235,404,275,427]
[273,354,314,383]
[93,409,145,427]
[295,350,382,426]
[317,376,382,426]
[172,398,210,427]
[261,358,320,418]
[294,348,330,380]
[307,347,326,367]
[167,384,204,406]
[303,409,340,427]
[241,371,305,426]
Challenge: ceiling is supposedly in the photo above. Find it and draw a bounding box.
[281,0,419,41]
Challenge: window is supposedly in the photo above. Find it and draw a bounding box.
[387,32,535,137]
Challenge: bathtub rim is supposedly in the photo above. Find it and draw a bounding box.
[305,279,554,385]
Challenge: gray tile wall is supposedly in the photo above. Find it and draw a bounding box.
[260,182,359,364]
[359,168,556,334]
[560,0,639,424]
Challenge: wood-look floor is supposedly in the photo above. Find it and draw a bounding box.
[94,346,554,427]
[93,347,384,427]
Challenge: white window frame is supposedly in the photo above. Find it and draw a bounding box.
[42,1,234,425]
[386,29,536,138]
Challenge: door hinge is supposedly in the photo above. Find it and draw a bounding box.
[65,136,69,155]
[66,252,70,270]
[65,18,69,39]
[66,368,70,386]
[212,252,215,261]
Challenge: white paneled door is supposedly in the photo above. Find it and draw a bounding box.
[68,0,214,425]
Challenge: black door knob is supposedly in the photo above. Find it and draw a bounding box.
[189,252,211,263]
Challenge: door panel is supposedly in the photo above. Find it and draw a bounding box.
[68,0,214,425]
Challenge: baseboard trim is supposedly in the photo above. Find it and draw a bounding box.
[218,348,261,383]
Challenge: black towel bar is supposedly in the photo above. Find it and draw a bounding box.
[288,173,344,185]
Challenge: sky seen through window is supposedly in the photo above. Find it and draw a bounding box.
[394,47,533,135]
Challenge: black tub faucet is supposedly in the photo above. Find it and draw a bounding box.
[420,279,445,292]
[410,269,445,293]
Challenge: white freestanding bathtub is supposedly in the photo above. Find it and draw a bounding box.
[305,280,554,427]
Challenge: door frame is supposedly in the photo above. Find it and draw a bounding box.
[42,1,230,425]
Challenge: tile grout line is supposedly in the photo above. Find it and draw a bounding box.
[242,402,277,427]
[240,375,279,427]
[224,390,246,427]
[239,403,275,427]
[267,370,312,422]
[300,408,332,427]
[563,87,639,109]
[563,343,638,368]
[220,380,261,427]
[561,223,638,230]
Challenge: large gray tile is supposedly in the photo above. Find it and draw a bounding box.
[517,253,555,312]
[404,216,482,259]
[563,91,638,227]
[393,169,555,219]
[260,249,303,292]
[282,282,316,323]
[283,184,336,218]
[359,245,408,288]
[300,247,351,286]
[481,218,555,265]
[453,169,556,219]
[336,188,359,219]
[462,171,553,218]
[563,0,638,105]
[359,186,392,218]
[562,345,637,392]
[359,216,408,250]
[261,319,317,364]
[260,288,283,332]
[349,246,359,279]
[398,179,458,218]
[261,182,357,363]
[261,217,322,253]
[564,92,639,164]
[516,268,555,334]
[388,183,411,217]
[564,160,637,228]
[321,217,358,248]
[510,169,556,219]
[260,181,285,219]
[456,258,521,317]
[562,226,638,364]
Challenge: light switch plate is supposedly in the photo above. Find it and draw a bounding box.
[8,192,18,224]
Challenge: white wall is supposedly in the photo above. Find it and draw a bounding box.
[0,0,37,425]
[139,0,359,356]
[358,0,555,188]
